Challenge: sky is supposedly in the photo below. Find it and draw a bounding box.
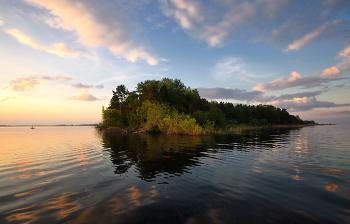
[1,0,350,125]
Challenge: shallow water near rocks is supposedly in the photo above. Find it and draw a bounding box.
[1,125,350,223]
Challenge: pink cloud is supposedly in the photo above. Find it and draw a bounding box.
[339,46,350,64]
[66,89,101,101]
[6,29,85,58]
[339,46,350,58]
[319,67,340,77]
[25,0,158,65]
[8,77,44,92]
[253,72,304,92]
[253,69,346,92]
[266,96,350,111]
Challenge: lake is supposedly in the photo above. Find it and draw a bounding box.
[0,125,349,223]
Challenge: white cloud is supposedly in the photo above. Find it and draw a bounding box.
[240,77,256,82]
[159,0,348,49]
[212,57,247,80]
[24,0,159,65]
[283,20,341,52]
[6,29,85,58]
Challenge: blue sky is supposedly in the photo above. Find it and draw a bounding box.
[1,0,350,125]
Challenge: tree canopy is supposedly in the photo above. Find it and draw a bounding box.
[98,78,305,134]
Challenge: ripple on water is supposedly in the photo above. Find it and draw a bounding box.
[1,125,350,223]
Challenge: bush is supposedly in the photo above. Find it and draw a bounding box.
[101,109,123,127]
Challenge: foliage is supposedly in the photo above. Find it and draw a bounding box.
[98,107,123,128]
[99,78,305,134]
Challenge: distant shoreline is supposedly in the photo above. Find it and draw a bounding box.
[0,124,98,127]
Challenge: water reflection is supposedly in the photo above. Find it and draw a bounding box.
[69,186,159,224]
[5,192,84,224]
[1,126,350,223]
[99,132,215,181]
[99,128,301,182]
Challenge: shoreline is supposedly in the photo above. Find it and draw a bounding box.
[97,124,328,135]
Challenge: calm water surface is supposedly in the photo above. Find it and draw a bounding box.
[0,125,349,223]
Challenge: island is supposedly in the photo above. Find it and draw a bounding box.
[97,78,316,135]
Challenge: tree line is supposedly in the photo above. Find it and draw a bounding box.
[98,78,305,134]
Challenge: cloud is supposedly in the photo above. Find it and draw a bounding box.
[0,20,4,26]
[240,77,256,83]
[6,29,85,58]
[260,91,323,103]
[254,72,303,92]
[159,0,348,48]
[197,87,263,102]
[336,46,350,74]
[72,83,94,89]
[24,0,158,65]
[197,87,323,105]
[320,67,340,77]
[338,46,350,64]
[335,111,350,115]
[160,58,169,62]
[339,46,350,58]
[8,77,44,92]
[66,89,102,101]
[196,86,348,112]
[212,57,248,80]
[253,71,345,92]
[1,96,16,102]
[283,20,341,52]
[335,84,345,89]
[71,83,104,89]
[268,96,350,111]
[321,86,331,92]
[41,75,73,81]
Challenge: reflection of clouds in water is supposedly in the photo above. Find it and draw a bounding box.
[253,166,304,180]
[324,184,339,192]
[69,186,158,224]
[5,192,83,223]
[5,185,159,224]
[14,189,42,197]
[9,171,45,180]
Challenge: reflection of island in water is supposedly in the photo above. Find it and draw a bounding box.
[99,127,301,181]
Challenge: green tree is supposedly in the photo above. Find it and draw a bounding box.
[101,108,123,127]
[109,84,129,112]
